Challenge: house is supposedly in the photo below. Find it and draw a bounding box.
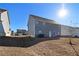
[0,9,11,36]
[28,15,61,37]
[28,15,79,37]
[15,29,28,36]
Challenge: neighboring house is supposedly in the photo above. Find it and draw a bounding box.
[0,9,11,36]
[15,29,28,36]
[28,15,61,37]
[28,15,79,37]
[11,30,16,36]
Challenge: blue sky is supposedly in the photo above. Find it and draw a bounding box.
[0,3,79,31]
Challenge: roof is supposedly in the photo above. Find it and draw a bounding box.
[30,15,58,24]
[29,15,79,28]
[0,8,10,24]
[0,9,7,13]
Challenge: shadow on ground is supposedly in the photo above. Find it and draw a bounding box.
[0,36,60,47]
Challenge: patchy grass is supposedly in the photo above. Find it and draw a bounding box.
[0,37,79,56]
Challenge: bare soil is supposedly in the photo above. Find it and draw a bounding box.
[0,37,79,56]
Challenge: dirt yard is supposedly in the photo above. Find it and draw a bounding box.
[0,37,79,56]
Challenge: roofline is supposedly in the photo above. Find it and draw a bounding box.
[29,14,58,24]
[0,8,7,13]
[30,14,55,21]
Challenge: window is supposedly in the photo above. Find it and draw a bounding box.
[38,30,42,34]
[49,31,52,37]
[36,21,39,24]
[43,22,45,25]
[57,32,60,35]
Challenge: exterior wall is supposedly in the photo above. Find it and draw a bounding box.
[28,15,61,37]
[60,25,73,36]
[0,10,11,36]
[35,20,61,37]
[0,20,5,36]
[28,15,60,37]
[28,15,35,37]
[28,15,79,37]
[72,28,79,37]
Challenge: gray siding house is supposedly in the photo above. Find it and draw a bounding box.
[28,15,79,37]
[28,15,61,37]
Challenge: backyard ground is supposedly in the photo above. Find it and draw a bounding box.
[0,37,79,56]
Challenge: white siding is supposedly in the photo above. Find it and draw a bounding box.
[73,28,79,36]
[1,11,11,36]
[28,16,35,37]
[61,25,72,36]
